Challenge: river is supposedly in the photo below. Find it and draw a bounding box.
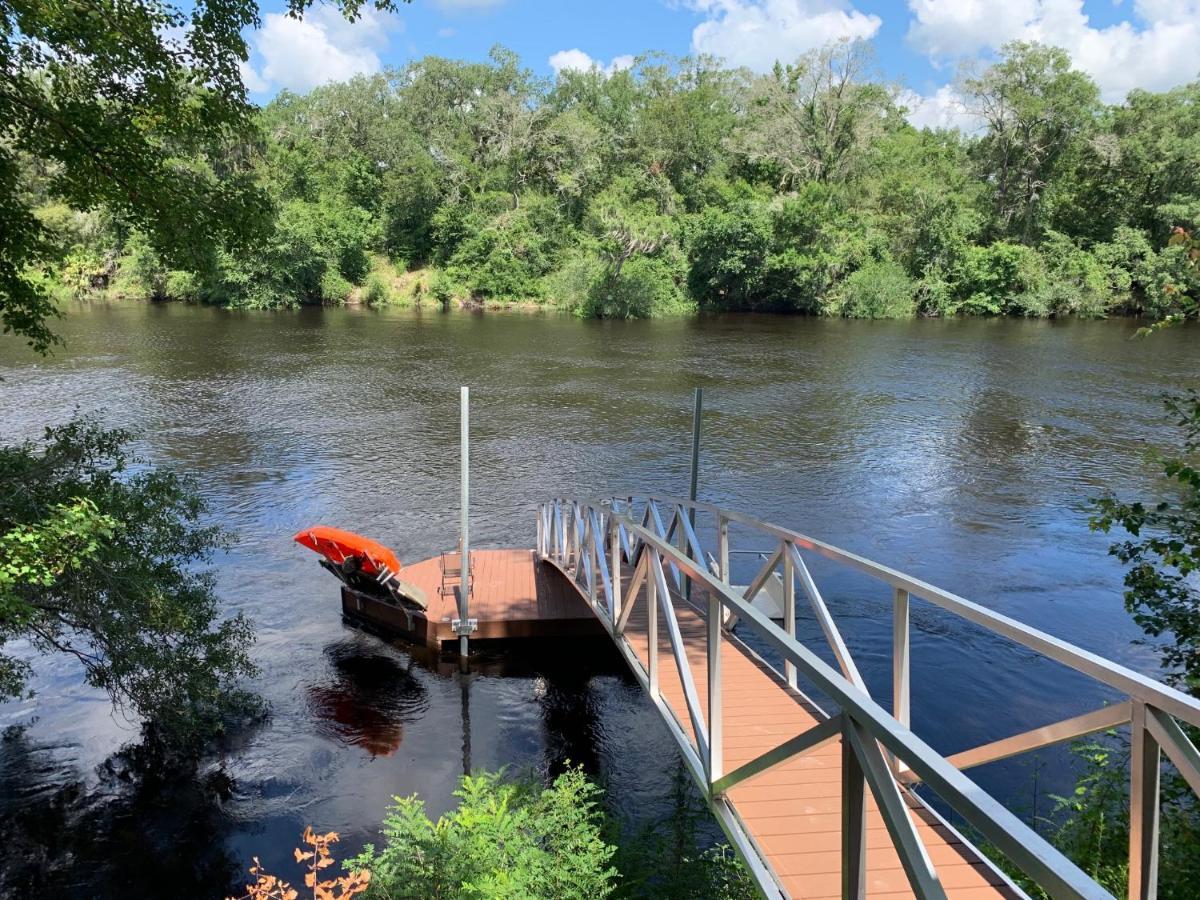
[1,303,1197,897]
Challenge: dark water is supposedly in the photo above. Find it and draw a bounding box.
[1,303,1198,896]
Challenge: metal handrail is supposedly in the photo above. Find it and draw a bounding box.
[536,495,1200,900]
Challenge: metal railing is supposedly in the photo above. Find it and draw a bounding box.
[535,495,1200,900]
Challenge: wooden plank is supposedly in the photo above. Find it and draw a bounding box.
[612,571,1012,900]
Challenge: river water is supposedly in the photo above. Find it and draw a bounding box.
[1,303,1197,897]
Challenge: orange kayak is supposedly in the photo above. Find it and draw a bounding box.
[293,526,402,577]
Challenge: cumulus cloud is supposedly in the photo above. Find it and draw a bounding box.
[907,0,1200,102]
[548,49,636,77]
[899,85,986,132]
[245,6,400,94]
[686,0,882,71]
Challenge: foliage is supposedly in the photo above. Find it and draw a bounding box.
[346,767,618,900]
[1091,391,1200,693]
[229,827,371,900]
[827,259,915,318]
[0,0,418,348]
[11,24,1200,322]
[0,417,259,750]
[964,42,1101,243]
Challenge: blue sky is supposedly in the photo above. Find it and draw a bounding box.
[242,0,1200,126]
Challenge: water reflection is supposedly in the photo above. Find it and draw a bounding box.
[0,727,241,899]
[306,639,429,758]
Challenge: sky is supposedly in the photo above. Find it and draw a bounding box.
[241,0,1200,128]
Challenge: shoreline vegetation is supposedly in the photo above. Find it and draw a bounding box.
[31,40,1200,324]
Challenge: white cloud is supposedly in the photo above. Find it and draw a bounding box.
[246,6,400,95]
[899,85,986,132]
[548,49,636,77]
[437,27,457,38]
[686,0,882,71]
[907,0,1200,102]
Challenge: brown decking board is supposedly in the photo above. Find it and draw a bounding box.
[340,548,604,645]
[602,566,1016,900]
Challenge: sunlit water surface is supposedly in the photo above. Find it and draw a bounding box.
[1,304,1198,896]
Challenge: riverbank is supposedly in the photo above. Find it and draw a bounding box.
[45,252,1189,323]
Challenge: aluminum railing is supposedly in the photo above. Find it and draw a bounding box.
[534,495,1200,900]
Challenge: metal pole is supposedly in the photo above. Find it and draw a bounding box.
[686,388,702,602]
[459,386,470,658]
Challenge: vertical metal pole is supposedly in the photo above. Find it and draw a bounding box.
[783,543,797,689]
[842,723,866,900]
[459,386,470,658]
[648,552,660,700]
[1129,702,1161,900]
[685,388,702,603]
[893,589,911,726]
[718,515,729,581]
[536,505,544,559]
[707,586,723,788]
[611,517,622,636]
[892,588,911,776]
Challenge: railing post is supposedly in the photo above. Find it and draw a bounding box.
[647,551,659,699]
[892,587,911,776]
[718,515,729,584]
[842,720,866,900]
[783,542,797,689]
[536,505,544,558]
[708,586,723,788]
[610,516,622,635]
[588,513,599,607]
[1129,701,1161,900]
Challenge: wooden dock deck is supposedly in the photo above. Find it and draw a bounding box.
[340,548,604,646]
[612,573,1015,899]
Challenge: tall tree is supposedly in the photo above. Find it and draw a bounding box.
[964,41,1100,243]
[733,40,895,187]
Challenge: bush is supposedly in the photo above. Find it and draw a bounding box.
[320,269,354,304]
[346,768,618,900]
[444,205,554,302]
[363,272,392,306]
[545,248,606,311]
[950,242,1046,315]
[685,203,773,309]
[578,253,693,319]
[1030,231,1112,317]
[828,259,916,319]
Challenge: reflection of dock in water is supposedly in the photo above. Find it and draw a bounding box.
[306,640,428,758]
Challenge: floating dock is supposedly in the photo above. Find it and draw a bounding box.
[341,548,604,646]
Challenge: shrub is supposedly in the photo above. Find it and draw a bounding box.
[545,248,606,312]
[444,206,553,302]
[1030,231,1112,317]
[228,827,371,900]
[320,270,353,304]
[579,253,693,319]
[951,242,1046,315]
[362,272,392,306]
[346,768,618,900]
[685,203,773,310]
[828,259,916,319]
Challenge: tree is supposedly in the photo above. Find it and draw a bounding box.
[0,0,407,352]
[733,40,895,187]
[0,418,259,749]
[964,42,1101,243]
